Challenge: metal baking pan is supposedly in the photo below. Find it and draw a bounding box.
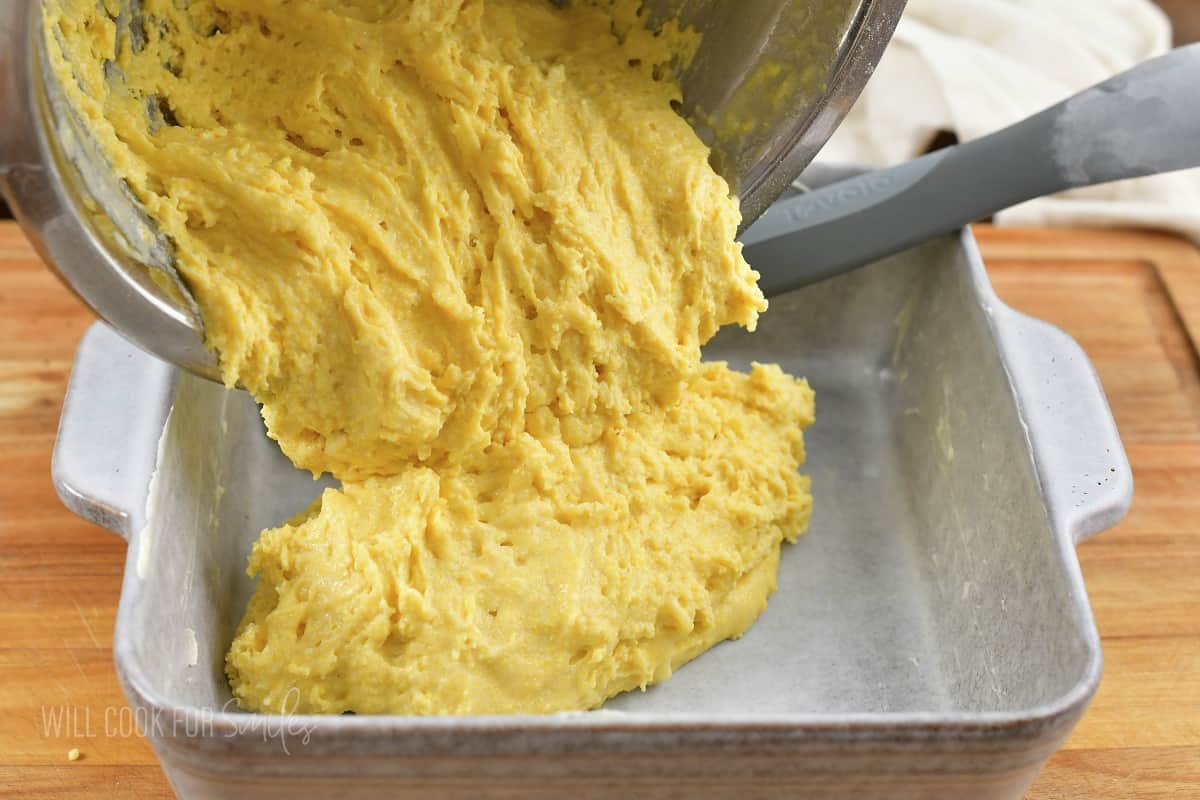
[52,214,1131,798]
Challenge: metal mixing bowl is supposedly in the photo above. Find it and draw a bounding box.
[0,0,905,378]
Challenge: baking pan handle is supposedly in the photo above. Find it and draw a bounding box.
[992,305,1133,544]
[52,322,176,540]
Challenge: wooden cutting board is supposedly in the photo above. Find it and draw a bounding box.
[0,221,1197,799]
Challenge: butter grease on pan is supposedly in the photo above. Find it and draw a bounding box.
[47,0,815,715]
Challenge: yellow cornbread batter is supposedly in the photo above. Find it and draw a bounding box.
[48,0,815,714]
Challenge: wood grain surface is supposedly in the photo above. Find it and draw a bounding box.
[1,221,1198,798]
[1155,0,1200,45]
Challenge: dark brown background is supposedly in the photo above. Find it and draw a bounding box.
[1156,0,1200,43]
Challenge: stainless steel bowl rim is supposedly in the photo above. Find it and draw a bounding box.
[0,0,905,378]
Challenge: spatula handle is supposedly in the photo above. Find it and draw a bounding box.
[741,44,1200,295]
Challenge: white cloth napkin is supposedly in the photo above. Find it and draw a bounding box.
[819,0,1200,242]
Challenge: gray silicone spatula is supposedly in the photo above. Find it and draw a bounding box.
[740,43,1200,296]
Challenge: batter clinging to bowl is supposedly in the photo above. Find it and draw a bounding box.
[46,0,815,714]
